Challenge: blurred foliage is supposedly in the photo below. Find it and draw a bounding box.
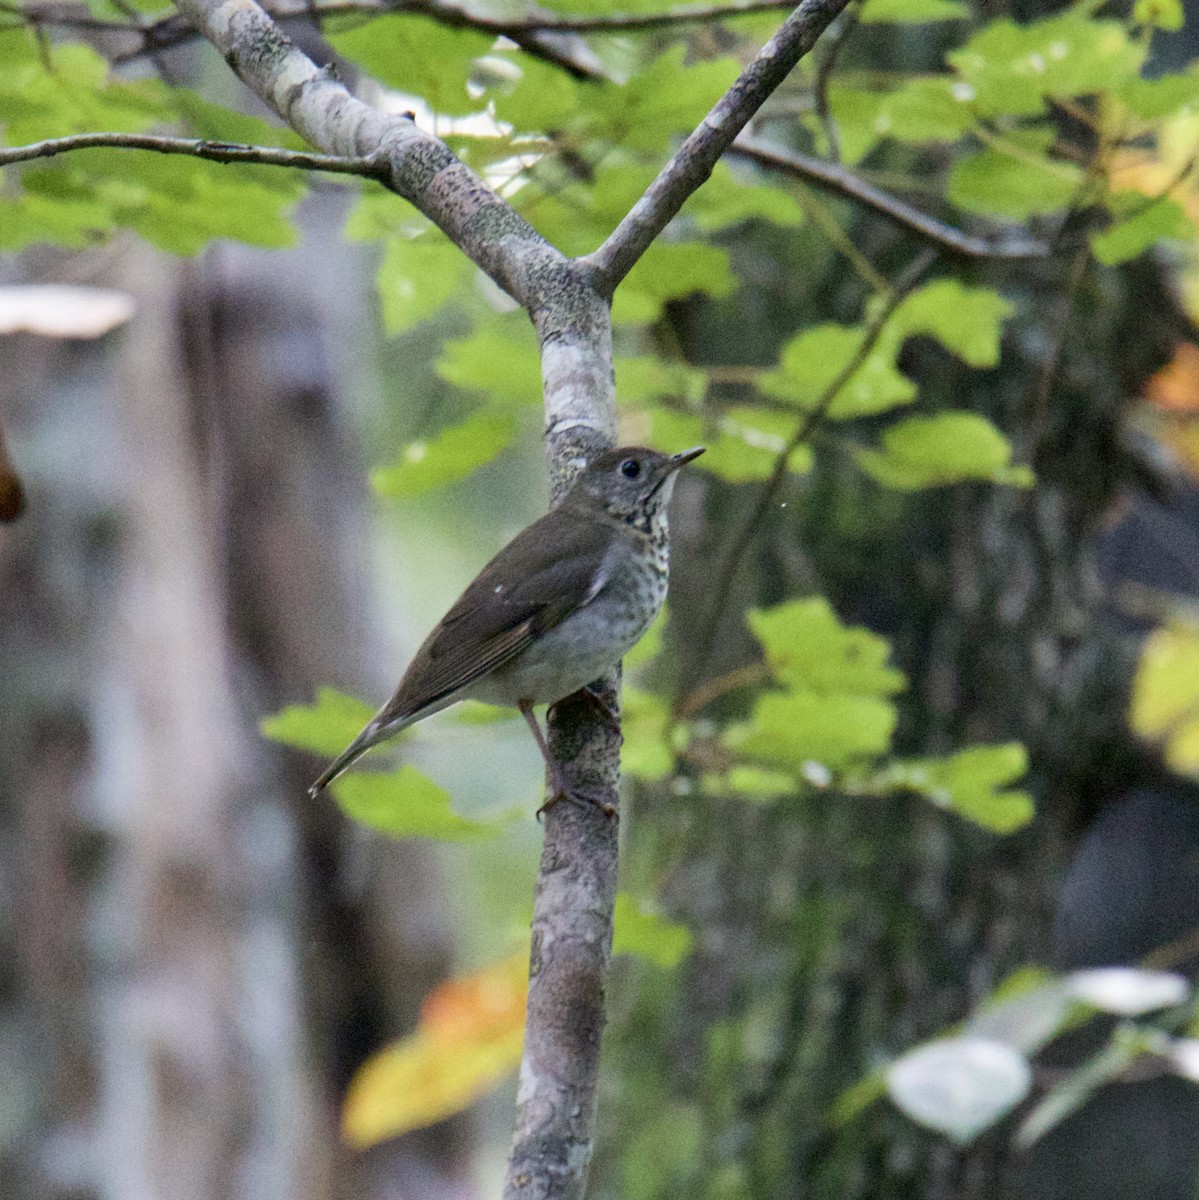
[9,0,1199,1194]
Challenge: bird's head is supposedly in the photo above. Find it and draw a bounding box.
[569,445,706,522]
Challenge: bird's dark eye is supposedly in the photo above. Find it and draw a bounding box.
[620,458,642,479]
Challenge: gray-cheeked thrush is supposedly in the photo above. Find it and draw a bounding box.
[309,445,705,813]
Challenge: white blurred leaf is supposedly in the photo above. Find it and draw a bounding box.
[0,285,135,337]
[1067,968,1189,1015]
[967,980,1074,1054]
[1168,1038,1199,1082]
[887,1037,1032,1144]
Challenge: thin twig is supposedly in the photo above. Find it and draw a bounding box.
[811,0,858,162]
[580,0,853,293]
[681,247,938,703]
[0,131,389,175]
[733,137,1053,260]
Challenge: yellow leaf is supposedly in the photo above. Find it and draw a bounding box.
[1130,622,1199,777]
[342,952,527,1148]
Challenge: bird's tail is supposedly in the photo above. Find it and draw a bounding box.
[308,717,394,800]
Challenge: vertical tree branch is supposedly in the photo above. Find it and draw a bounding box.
[171,0,850,1192]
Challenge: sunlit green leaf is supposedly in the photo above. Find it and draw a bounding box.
[615,241,735,325]
[948,146,1083,219]
[749,599,906,697]
[372,409,518,498]
[828,78,974,164]
[685,161,806,231]
[615,356,707,407]
[1134,0,1184,31]
[761,324,916,419]
[377,234,473,332]
[736,691,898,770]
[1130,622,1199,777]
[854,413,1033,490]
[860,0,967,22]
[173,89,305,148]
[487,52,582,132]
[1091,196,1194,265]
[325,16,492,116]
[613,893,693,967]
[649,408,813,482]
[261,688,377,756]
[948,12,1144,119]
[436,325,542,409]
[585,48,740,154]
[1114,73,1199,120]
[877,744,1034,832]
[892,280,1015,367]
[622,687,674,781]
[334,766,510,841]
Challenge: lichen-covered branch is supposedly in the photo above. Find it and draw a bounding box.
[581,0,851,292]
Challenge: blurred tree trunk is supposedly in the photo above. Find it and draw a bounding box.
[0,210,467,1199]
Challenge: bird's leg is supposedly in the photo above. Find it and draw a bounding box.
[518,699,617,821]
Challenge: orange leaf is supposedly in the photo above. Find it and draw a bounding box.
[342,952,528,1148]
[1146,342,1199,413]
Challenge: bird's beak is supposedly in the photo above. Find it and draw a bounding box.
[671,446,706,469]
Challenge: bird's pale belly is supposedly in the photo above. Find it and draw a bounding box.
[471,571,665,707]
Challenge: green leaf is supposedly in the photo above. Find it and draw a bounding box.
[612,893,693,967]
[344,184,424,241]
[708,765,797,801]
[615,356,707,407]
[1114,73,1199,120]
[649,408,813,483]
[436,325,542,409]
[173,89,305,148]
[760,323,917,419]
[585,48,741,154]
[372,409,518,499]
[948,12,1145,119]
[615,241,735,325]
[827,79,975,164]
[948,145,1083,219]
[377,234,473,333]
[1134,0,1183,31]
[1091,197,1194,266]
[1130,622,1199,777]
[860,0,967,22]
[261,688,377,756]
[748,598,906,697]
[325,16,492,116]
[892,280,1015,368]
[854,413,1034,490]
[333,766,509,841]
[736,691,898,770]
[621,687,674,781]
[685,161,806,231]
[880,744,1034,833]
[487,52,581,132]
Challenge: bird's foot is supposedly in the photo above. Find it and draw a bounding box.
[537,780,618,822]
[549,684,621,733]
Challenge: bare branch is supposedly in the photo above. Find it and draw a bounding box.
[580,0,852,292]
[0,131,385,174]
[733,136,1053,260]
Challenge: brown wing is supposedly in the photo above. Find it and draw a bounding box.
[374,505,610,725]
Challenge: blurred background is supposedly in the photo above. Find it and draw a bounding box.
[5,2,1199,1199]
